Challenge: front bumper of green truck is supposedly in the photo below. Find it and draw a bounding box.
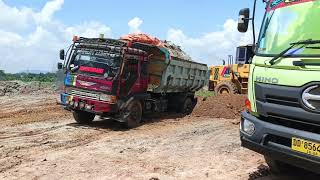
[240,111,320,173]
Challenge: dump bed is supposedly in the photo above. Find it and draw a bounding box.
[132,42,209,93]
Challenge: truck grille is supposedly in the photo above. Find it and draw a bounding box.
[265,95,300,107]
[261,114,320,134]
[69,88,100,100]
[255,83,320,134]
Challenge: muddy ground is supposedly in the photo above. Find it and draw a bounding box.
[0,93,319,180]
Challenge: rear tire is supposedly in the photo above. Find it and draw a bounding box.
[73,110,95,124]
[123,100,142,128]
[264,156,297,174]
[179,97,195,115]
[214,81,238,95]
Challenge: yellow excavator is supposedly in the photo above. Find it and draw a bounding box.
[209,45,254,95]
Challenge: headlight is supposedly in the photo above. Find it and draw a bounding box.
[243,119,255,135]
[100,94,111,101]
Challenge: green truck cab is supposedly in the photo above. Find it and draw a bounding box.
[238,0,320,173]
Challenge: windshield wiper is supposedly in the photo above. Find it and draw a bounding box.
[269,39,320,65]
[306,46,320,49]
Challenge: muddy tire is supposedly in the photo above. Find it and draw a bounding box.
[73,110,95,124]
[214,81,238,95]
[264,156,296,174]
[179,97,195,115]
[123,100,142,128]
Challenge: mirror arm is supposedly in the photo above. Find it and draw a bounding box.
[252,0,257,46]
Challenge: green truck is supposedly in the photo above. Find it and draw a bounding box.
[238,0,320,173]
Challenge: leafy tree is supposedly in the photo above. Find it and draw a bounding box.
[0,70,58,82]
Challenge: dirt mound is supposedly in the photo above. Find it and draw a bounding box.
[0,81,56,96]
[192,95,247,119]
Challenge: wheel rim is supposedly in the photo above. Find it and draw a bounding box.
[130,105,140,122]
[125,102,142,127]
[219,87,230,94]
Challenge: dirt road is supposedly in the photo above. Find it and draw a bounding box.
[0,94,318,179]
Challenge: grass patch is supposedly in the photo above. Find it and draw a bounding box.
[195,89,215,98]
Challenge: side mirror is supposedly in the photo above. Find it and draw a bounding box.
[238,8,250,33]
[57,62,63,70]
[59,49,65,60]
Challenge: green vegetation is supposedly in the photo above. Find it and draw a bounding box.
[195,89,214,98]
[0,70,57,82]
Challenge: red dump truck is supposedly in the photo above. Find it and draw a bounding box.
[58,34,209,128]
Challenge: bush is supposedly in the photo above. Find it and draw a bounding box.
[195,89,214,98]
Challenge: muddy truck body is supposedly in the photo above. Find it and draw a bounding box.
[238,0,320,174]
[58,35,208,127]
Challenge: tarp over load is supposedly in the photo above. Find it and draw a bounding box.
[120,33,163,46]
[120,33,192,62]
[120,33,208,93]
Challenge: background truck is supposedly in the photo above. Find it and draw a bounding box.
[58,34,209,128]
[238,0,320,174]
[209,45,253,95]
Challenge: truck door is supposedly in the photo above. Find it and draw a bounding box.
[140,61,149,91]
[120,59,139,96]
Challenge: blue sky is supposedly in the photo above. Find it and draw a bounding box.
[0,0,266,73]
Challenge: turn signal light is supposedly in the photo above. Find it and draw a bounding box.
[245,98,251,112]
[110,95,117,103]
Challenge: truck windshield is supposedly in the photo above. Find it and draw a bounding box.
[70,51,121,78]
[257,0,320,56]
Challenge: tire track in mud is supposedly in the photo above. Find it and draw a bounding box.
[0,123,115,173]
[0,106,70,126]
[0,124,66,140]
[0,104,58,119]
[0,116,208,174]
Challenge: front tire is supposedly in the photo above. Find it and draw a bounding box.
[73,110,95,124]
[214,81,238,95]
[123,100,142,128]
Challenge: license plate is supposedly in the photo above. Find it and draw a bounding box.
[292,137,320,157]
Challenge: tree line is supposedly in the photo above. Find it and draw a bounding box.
[0,70,58,82]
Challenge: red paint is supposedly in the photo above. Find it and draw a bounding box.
[79,66,104,74]
[66,43,148,114]
[77,75,112,86]
[267,0,314,12]
[221,66,228,76]
[71,96,115,113]
[75,75,113,92]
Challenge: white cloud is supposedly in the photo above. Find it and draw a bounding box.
[167,19,252,66]
[128,17,143,33]
[0,1,34,31]
[0,30,23,45]
[64,21,112,39]
[35,0,64,23]
[0,0,113,73]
